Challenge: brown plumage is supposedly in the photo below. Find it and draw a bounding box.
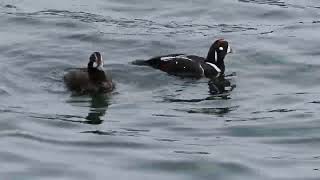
[64,52,114,94]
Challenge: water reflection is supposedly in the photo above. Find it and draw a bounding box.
[208,75,236,95]
[85,94,110,124]
[184,106,238,116]
[66,93,111,124]
[163,75,235,103]
[175,105,238,118]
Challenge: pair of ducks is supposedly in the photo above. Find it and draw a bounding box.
[64,39,232,94]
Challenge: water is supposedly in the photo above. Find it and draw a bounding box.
[0,0,320,179]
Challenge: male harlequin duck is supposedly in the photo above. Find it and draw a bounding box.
[133,39,232,78]
[64,52,114,94]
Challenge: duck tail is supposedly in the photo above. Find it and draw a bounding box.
[131,59,150,66]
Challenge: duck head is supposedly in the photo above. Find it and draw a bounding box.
[88,52,104,71]
[206,39,232,74]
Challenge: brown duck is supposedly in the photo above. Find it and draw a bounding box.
[64,52,114,94]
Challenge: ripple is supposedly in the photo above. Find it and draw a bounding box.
[164,98,209,103]
[218,24,257,33]
[81,130,143,137]
[30,113,89,124]
[134,159,256,179]
[266,137,320,145]
[7,8,259,38]
[174,151,210,155]
[310,101,320,104]
[4,4,16,9]
[268,108,296,113]
[176,106,238,116]
[0,130,152,149]
[239,0,287,7]
[155,138,179,142]
[63,33,105,43]
[225,116,273,122]
[0,88,10,96]
[122,128,150,132]
[152,114,181,117]
[12,10,106,23]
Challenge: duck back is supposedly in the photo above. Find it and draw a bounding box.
[64,68,114,93]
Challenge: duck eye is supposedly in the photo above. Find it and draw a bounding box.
[219,47,224,51]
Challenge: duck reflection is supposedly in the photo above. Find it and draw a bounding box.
[208,75,236,95]
[176,75,237,116]
[85,94,110,124]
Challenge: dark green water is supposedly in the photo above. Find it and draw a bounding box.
[0,0,320,179]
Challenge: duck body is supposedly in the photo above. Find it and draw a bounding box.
[144,54,222,78]
[133,39,232,79]
[64,68,114,93]
[64,52,114,94]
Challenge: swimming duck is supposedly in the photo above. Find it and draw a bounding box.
[64,52,114,94]
[133,39,232,78]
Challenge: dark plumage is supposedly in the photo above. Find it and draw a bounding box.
[64,52,114,94]
[133,39,232,78]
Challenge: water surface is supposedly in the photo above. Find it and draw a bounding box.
[0,0,320,179]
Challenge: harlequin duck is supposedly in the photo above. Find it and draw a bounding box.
[64,52,114,94]
[133,39,232,78]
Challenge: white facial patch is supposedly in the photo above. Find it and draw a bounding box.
[93,54,104,70]
[93,53,99,68]
[214,51,217,62]
[93,62,98,68]
[98,58,104,70]
[227,45,232,53]
[219,47,224,51]
[100,57,104,67]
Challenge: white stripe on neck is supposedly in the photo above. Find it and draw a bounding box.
[206,62,221,73]
[206,62,221,77]
[227,45,231,53]
[199,64,205,77]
